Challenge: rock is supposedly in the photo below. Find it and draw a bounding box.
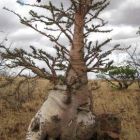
[54,85,67,91]
[91,113,121,140]
[26,86,96,140]
[76,111,96,140]
[26,84,121,140]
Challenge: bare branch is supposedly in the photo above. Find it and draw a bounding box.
[0,45,54,81]
[85,38,121,72]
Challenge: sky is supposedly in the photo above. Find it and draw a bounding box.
[0,0,140,77]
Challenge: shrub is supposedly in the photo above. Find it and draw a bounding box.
[99,65,137,89]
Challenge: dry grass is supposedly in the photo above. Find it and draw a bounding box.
[0,78,140,140]
[0,78,52,140]
[91,80,140,140]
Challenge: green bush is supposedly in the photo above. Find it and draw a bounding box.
[99,66,137,89]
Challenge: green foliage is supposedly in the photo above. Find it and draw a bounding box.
[109,66,137,80]
[99,65,137,90]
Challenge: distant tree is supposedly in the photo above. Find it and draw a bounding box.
[99,65,137,89]
[1,0,121,139]
[126,47,140,88]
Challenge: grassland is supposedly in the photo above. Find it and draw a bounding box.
[0,78,140,140]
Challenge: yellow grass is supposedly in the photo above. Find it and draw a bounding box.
[91,81,140,140]
[0,78,140,140]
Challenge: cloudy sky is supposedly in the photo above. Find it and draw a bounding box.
[0,0,139,42]
[0,0,140,77]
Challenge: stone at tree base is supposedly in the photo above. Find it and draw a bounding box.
[26,87,96,140]
[75,111,96,140]
[90,113,121,140]
[26,85,121,140]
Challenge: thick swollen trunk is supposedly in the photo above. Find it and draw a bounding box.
[66,7,90,106]
[59,8,95,140]
[26,2,95,140]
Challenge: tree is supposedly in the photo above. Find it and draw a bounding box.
[99,65,137,89]
[126,47,140,88]
[0,0,121,139]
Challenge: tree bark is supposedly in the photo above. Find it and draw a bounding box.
[66,0,91,107]
[61,3,95,139]
[26,1,96,140]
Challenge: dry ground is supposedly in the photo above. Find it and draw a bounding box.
[0,78,140,140]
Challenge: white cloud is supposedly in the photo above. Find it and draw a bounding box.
[9,28,42,42]
[108,0,140,27]
[111,26,138,40]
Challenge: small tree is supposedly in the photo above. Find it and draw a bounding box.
[1,0,121,139]
[99,65,137,89]
[126,46,140,89]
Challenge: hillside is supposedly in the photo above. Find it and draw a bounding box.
[0,78,140,140]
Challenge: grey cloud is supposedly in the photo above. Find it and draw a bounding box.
[107,0,127,10]
[9,28,42,42]
[0,0,140,53]
[0,8,23,32]
[105,37,140,67]
[113,33,135,40]
[111,37,140,52]
[110,6,140,27]
[0,0,140,79]
[104,0,140,27]
[112,27,138,40]
[100,0,140,40]
[0,0,35,33]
